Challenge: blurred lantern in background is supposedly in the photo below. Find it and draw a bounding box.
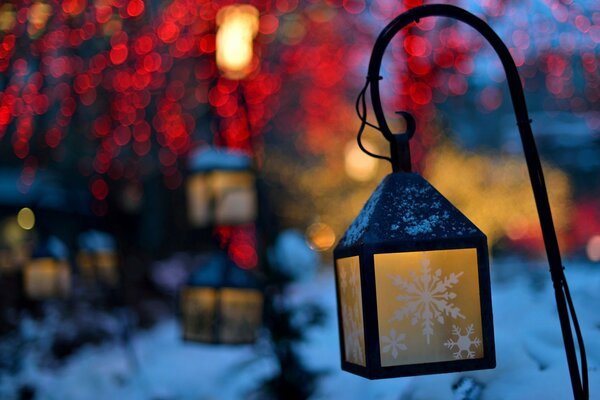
[216,4,260,80]
[334,173,495,378]
[0,211,35,273]
[186,146,257,228]
[77,230,119,287]
[24,236,71,299]
[181,252,263,344]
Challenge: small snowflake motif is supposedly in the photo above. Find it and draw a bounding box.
[389,257,465,344]
[444,324,481,359]
[381,329,407,359]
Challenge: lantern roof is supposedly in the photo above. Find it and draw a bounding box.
[337,172,484,250]
[188,146,252,172]
[78,230,116,252]
[187,252,260,289]
[33,236,69,259]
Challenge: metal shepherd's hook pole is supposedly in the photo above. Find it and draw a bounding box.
[363,4,588,399]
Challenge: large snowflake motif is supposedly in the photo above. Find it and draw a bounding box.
[389,258,465,344]
[444,324,481,359]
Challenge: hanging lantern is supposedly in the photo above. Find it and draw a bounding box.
[181,252,263,344]
[0,214,34,273]
[186,146,257,227]
[77,230,119,287]
[24,237,71,299]
[334,173,495,378]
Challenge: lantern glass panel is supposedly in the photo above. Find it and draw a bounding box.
[212,171,256,225]
[218,288,263,344]
[186,174,211,227]
[24,258,70,298]
[182,287,217,342]
[336,256,366,367]
[374,248,483,367]
[96,251,118,286]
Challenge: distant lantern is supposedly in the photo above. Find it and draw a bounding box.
[216,4,260,80]
[24,237,71,299]
[186,146,257,227]
[181,252,263,344]
[77,230,119,287]
[0,216,34,272]
[334,173,495,378]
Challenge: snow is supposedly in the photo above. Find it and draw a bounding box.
[78,231,116,252]
[271,230,318,281]
[188,146,252,172]
[340,182,383,247]
[2,259,599,399]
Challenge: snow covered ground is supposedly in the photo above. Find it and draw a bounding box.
[1,258,599,400]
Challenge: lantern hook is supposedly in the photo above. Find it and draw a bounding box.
[356,77,416,172]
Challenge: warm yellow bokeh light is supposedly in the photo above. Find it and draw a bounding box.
[17,208,35,230]
[424,144,571,247]
[0,4,16,32]
[586,235,600,262]
[28,1,53,38]
[305,222,336,251]
[216,5,259,80]
[344,139,379,182]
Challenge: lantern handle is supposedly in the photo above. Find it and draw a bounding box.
[365,4,588,399]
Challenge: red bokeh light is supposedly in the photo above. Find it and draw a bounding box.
[110,44,129,65]
[127,0,145,17]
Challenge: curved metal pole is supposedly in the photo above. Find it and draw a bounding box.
[366,4,586,399]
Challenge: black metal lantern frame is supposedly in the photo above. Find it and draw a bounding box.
[335,4,588,399]
[335,172,495,379]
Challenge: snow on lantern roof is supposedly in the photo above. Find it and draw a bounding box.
[188,146,252,172]
[337,173,483,249]
[187,252,260,289]
[33,236,69,259]
[78,230,116,252]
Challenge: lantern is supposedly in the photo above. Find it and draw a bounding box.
[77,230,119,287]
[186,147,257,227]
[334,173,495,378]
[24,237,71,299]
[333,5,587,397]
[181,252,263,344]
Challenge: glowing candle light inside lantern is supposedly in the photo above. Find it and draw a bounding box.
[216,5,259,80]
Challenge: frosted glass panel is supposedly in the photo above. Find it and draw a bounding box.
[24,258,71,299]
[181,287,217,342]
[219,288,263,344]
[336,256,366,366]
[374,248,483,367]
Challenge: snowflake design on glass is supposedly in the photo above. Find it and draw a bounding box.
[444,324,481,359]
[389,257,465,344]
[339,260,365,366]
[380,328,407,359]
[338,265,348,292]
[344,314,365,364]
